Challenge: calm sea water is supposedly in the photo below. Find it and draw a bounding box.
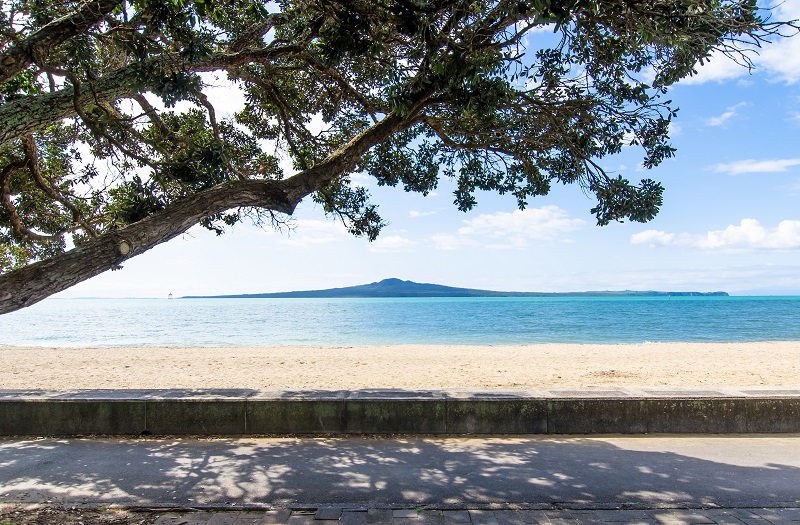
[1,296,799,347]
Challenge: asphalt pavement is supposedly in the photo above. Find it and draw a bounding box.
[1,435,799,509]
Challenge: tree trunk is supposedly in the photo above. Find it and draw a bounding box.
[0,179,294,314]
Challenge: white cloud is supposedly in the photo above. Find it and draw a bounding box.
[622,131,637,144]
[278,219,350,247]
[759,42,800,84]
[348,173,372,187]
[667,122,682,137]
[142,74,247,119]
[368,235,417,253]
[433,206,585,250]
[409,210,437,218]
[712,158,800,174]
[630,230,676,247]
[201,73,247,118]
[757,0,800,84]
[431,234,471,251]
[631,219,800,251]
[307,113,330,136]
[705,102,747,126]
[679,51,749,85]
[678,1,800,86]
[635,65,657,86]
[458,206,584,239]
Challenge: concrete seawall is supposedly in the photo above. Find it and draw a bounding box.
[1,387,799,436]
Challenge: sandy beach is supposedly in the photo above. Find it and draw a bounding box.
[1,342,798,389]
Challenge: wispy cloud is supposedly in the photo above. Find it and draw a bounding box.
[430,233,467,251]
[409,210,437,218]
[278,219,350,247]
[631,219,800,251]
[705,102,747,126]
[712,158,800,174]
[368,235,417,253]
[432,206,585,250]
[459,206,583,239]
[530,264,800,295]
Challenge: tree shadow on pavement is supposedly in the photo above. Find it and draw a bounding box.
[1,435,799,508]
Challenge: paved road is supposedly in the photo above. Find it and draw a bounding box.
[1,435,799,508]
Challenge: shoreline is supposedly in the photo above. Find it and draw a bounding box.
[2,341,799,390]
[4,338,800,350]
[4,338,800,347]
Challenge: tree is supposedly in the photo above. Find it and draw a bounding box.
[0,0,795,314]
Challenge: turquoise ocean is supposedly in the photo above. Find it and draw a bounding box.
[1,296,799,347]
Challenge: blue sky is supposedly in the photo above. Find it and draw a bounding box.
[58,1,800,298]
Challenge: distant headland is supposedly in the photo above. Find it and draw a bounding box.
[182,278,728,299]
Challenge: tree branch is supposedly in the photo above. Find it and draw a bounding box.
[1,157,63,243]
[0,44,305,146]
[21,134,98,236]
[130,93,183,145]
[227,12,291,53]
[0,0,123,84]
[298,51,382,118]
[235,68,317,166]
[0,104,424,313]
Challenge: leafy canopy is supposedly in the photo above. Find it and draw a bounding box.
[0,0,794,273]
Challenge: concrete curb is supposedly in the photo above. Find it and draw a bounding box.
[1,388,799,436]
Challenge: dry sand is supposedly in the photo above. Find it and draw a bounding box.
[1,342,798,389]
